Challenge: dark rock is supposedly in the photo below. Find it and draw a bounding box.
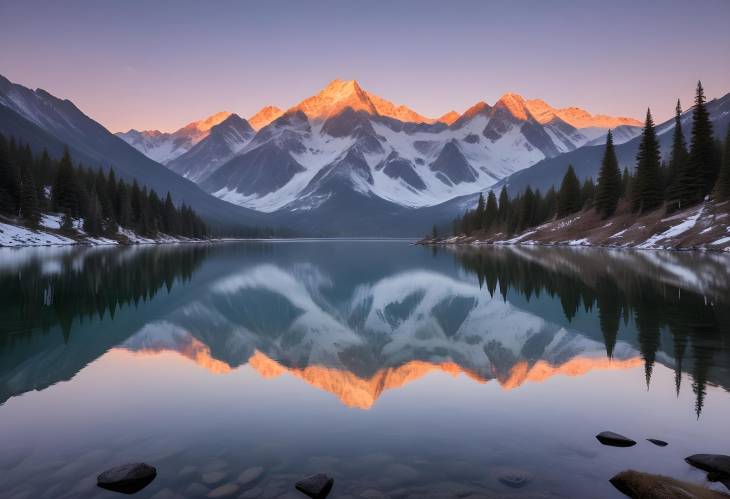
[647,439,668,447]
[686,454,730,476]
[596,431,636,447]
[497,469,530,488]
[97,462,157,494]
[610,469,729,498]
[295,473,333,499]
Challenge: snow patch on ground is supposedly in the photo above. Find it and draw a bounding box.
[637,206,703,249]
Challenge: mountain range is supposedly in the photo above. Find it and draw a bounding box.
[128,80,642,214]
[2,73,728,235]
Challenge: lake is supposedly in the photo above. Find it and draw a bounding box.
[1,241,729,499]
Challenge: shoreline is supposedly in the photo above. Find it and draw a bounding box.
[419,200,730,254]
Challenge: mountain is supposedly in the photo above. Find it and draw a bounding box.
[496,91,730,196]
[0,74,270,229]
[167,80,641,234]
[167,114,255,182]
[115,111,231,164]
[249,105,284,130]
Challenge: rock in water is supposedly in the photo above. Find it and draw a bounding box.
[97,462,157,494]
[497,469,531,488]
[647,438,669,447]
[295,473,333,499]
[610,470,729,499]
[237,466,264,486]
[596,431,636,447]
[686,454,730,476]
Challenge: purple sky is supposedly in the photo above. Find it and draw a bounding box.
[1,0,729,132]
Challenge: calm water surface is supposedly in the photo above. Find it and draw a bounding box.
[1,241,729,499]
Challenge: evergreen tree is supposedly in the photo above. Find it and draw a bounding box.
[581,178,596,209]
[0,135,21,215]
[543,186,558,221]
[484,190,498,231]
[621,167,631,199]
[666,100,689,209]
[688,81,719,198]
[519,187,537,231]
[52,148,82,217]
[595,130,622,218]
[714,127,730,200]
[116,180,133,229]
[557,165,581,217]
[475,193,485,230]
[498,186,510,223]
[83,188,104,236]
[19,158,40,227]
[632,109,663,213]
[163,192,178,234]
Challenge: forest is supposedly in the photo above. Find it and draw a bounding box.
[451,82,730,238]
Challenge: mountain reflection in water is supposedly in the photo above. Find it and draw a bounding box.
[1,242,728,417]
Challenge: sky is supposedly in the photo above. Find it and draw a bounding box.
[1,0,729,133]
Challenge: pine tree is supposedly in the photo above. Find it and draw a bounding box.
[163,192,178,234]
[484,190,498,232]
[52,148,82,217]
[581,178,596,209]
[498,186,510,224]
[543,186,558,220]
[557,165,581,217]
[621,167,631,199]
[714,126,730,200]
[475,193,485,230]
[19,158,40,227]
[688,81,718,198]
[666,100,689,209]
[0,135,21,215]
[595,130,622,218]
[83,188,104,236]
[632,109,663,213]
[519,187,536,231]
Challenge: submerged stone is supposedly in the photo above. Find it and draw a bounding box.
[295,473,334,498]
[237,466,264,486]
[206,482,239,498]
[497,469,531,488]
[97,462,157,494]
[596,431,636,447]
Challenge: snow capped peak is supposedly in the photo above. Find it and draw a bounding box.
[290,79,435,124]
[495,92,531,120]
[525,98,558,124]
[249,105,284,130]
[437,110,460,125]
[291,79,377,120]
[550,106,642,128]
[365,91,434,124]
[179,111,232,134]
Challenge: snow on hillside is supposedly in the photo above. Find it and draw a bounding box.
[425,201,730,254]
[0,214,206,248]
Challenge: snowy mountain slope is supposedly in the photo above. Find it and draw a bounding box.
[115,111,231,164]
[166,114,255,182]
[188,80,641,216]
